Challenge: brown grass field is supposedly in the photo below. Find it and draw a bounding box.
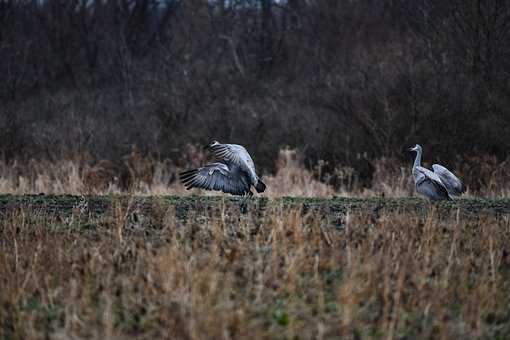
[0,149,509,339]
[1,195,510,339]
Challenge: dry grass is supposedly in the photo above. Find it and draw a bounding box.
[1,199,509,339]
[264,149,336,197]
[0,147,509,198]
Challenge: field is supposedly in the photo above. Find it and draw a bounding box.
[1,195,510,339]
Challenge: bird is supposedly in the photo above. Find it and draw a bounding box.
[408,144,466,200]
[179,140,266,196]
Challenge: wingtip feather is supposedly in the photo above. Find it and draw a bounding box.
[255,180,266,193]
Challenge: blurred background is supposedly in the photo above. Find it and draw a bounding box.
[1,0,510,196]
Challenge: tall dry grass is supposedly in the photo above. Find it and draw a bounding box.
[1,201,509,339]
[0,147,508,197]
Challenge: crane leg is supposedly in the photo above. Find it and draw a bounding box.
[240,190,253,214]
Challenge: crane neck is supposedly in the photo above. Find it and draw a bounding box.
[413,149,422,171]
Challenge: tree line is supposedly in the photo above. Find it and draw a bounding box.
[1,0,510,184]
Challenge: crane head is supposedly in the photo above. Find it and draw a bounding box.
[408,144,422,152]
[204,140,220,149]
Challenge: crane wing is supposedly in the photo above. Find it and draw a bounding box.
[179,163,251,196]
[209,143,248,165]
[415,166,451,200]
[417,177,450,200]
[416,166,445,185]
[206,141,260,186]
[432,164,466,195]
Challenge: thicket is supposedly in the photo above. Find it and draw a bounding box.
[1,0,510,186]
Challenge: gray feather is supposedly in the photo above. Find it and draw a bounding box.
[181,141,266,196]
[409,144,463,200]
[432,164,466,196]
[179,162,251,196]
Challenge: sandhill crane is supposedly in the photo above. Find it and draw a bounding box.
[408,144,466,200]
[180,141,266,196]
